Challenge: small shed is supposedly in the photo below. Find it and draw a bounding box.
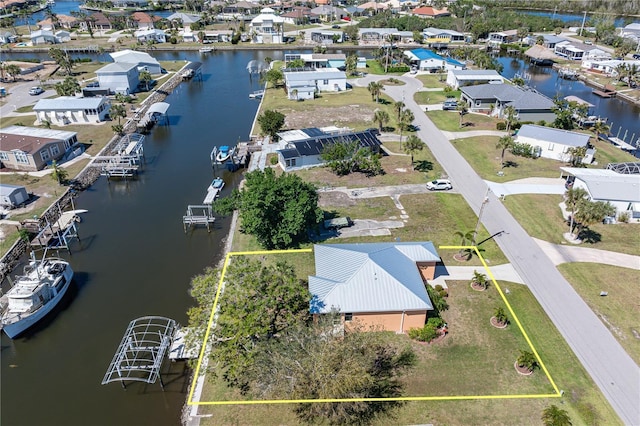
[0,184,29,208]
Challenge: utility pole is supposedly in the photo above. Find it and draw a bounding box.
[579,11,587,37]
[473,188,490,243]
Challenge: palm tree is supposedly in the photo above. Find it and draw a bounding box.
[403,135,423,164]
[494,307,508,325]
[565,187,588,237]
[496,135,514,169]
[472,270,488,289]
[566,146,587,166]
[393,100,405,120]
[541,405,572,426]
[504,105,518,133]
[50,160,69,185]
[373,109,389,132]
[453,229,475,260]
[516,350,538,372]
[399,109,414,148]
[457,102,468,128]
[139,70,152,91]
[367,81,383,103]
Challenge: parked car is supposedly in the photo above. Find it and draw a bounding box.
[28,87,44,95]
[426,179,453,191]
[442,100,458,110]
[584,39,593,45]
[633,53,640,60]
[331,24,341,29]
[85,81,99,88]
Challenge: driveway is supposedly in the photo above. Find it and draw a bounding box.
[356,75,640,424]
[0,81,55,119]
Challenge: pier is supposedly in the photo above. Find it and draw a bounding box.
[92,133,145,179]
[26,209,85,253]
[182,205,216,233]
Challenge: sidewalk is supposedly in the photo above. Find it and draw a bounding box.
[431,263,525,287]
[534,238,640,270]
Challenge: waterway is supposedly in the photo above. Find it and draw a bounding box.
[497,55,640,153]
[516,10,639,27]
[0,50,272,426]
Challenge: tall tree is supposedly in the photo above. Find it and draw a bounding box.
[212,168,323,249]
[345,53,357,75]
[257,109,285,140]
[373,109,389,132]
[566,146,587,167]
[565,187,588,237]
[50,160,69,185]
[49,47,74,75]
[496,135,514,169]
[109,103,127,125]
[139,69,152,91]
[393,100,405,120]
[542,405,572,426]
[54,76,81,96]
[367,81,383,103]
[403,134,423,164]
[5,64,21,82]
[503,105,518,133]
[261,68,283,89]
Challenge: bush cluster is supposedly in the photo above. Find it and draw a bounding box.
[496,122,507,130]
[408,317,445,342]
[511,142,536,158]
[386,65,410,73]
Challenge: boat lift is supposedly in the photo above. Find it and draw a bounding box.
[93,133,145,179]
[182,205,215,233]
[102,316,177,390]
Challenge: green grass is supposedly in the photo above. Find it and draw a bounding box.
[414,89,460,105]
[557,263,640,365]
[415,73,448,88]
[451,136,565,181]
[503,194,640,256]
[426,110,500,132]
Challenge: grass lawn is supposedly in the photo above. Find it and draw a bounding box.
[451,136,565,181]
[503,194,640,256]
[558,263,640,365]
[426,110,500,132]
[415,73,448,89]
[414,89,460,105]
[195,278,618,425]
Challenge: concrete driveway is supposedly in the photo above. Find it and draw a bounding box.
[0,81,55,119]
[356,74,640,424]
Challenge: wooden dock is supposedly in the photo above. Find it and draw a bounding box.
[182,205,215,232]
[593,84,616,98]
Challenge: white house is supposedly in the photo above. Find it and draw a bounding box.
[423,27,465,46]
[285,53,346,69]
[561,166,640,220]
[0,31,18,44]
[582,59,640,77]
[166,12,201,30]
[309,30,344,44]
[446,69,503,89]
[404,48,465,71]
[283,68,347,100]
[135,28,166,43]
[487,29,519,46]
[554,41,607,61]
[110,50,162,74]
[515,125,594,163]
[618,23,640,42]
[55,30,71,42]
[33,96,111,126]
[96,62,140,94]
[30,29,59,45]
[250,8,285,44]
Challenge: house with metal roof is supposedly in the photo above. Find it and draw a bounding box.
[33,96,111,126]
[134,28,166,43]
[560,166,640,219]
[283,68,347,100]
[29,29,59,45]
[459,83,556,122]
[523,34,566,49]
[285,53,346,69]
[516,125,594,163]
[487,29,519,46]
[0,126,78,171]
[250,8,285,44]
[404,48,465,71]
[0,184,28,209]
[96,62,140,95]
[446,69,503,89]
[276,129,381,171]
[308,242,439,333]
[422,27,465,48]
[110,49,162,74]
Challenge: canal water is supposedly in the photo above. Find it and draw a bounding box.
[497,56,640,153]
[0,50,271,426]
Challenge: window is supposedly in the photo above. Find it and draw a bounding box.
[14,151,29,164]
[0,152,8,161]
[50,145,60,157]
[344,313,353,321]
[323,79,329,85]
[285,158,297,167]
[40,149,50,162]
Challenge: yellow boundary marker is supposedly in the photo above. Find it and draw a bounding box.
[188,246,561,406]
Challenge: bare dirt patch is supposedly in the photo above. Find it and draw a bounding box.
[284,104,376,129]
[318,191,355,208]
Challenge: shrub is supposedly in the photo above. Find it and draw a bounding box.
[408,323,439,342]
[517,350,538,371]
[386,65,410,73]
[536,120,547,126]
[618,211,629,223]
[496,122,507,130]
[438,288,448,298]
[443,85,452,93]
[494,307,508,324]
[169,37,177,44]
[426,317,444,328]
[269,155,278,165]
[434,284,444,292]
[511,142,536,158]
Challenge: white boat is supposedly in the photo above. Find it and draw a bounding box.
[209,177,224,191]
[199,47,213,53]
[1,255,73,339]
[215,145,234,163]
[46,0,55,5]
[249,90,264,99]
[181,68,195,79]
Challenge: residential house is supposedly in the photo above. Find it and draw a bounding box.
[487,29,518,46]
[285,53,346,69]
[250,8,285,44]
[110,49,162,74]
[618,23,640,42]
[0,126,78,171]
[560,166,640,219]
[95,62,140,94]
[37,14,78,30]
[310,5,348,21]
[515,125,594,163]
[281,7,319,25]
[134,28,166,43]
[166,12,201,30]
[201,30,233,43]
[554,40,609,61]
[358,2,388,13]
[130,12,159,29]
[411,6,450,18]
[422,27,465,48]
[33,96,111,126]
[582,59,638,76]
[309,29,343,44]
[55,30,71,42]
[276,128,381,170]
[404,48,465,71]
[308,242,439,333]
[0,30,17,44]
[283,68,347,100]
[29,29,59,45]
[446,69,503,89]
[223,1,259,15]
[0,184,28,208]
[358,27,396,45]
[88,12,111,31]
[459,83,556,122]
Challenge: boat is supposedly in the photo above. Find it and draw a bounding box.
[558,68,578,80]
[249,90,264,99]
[199,47,213,53]
[1,255,73,339]
[181,68,195,80]
[209,177,224,192]
[203,177,224,203]
[46,0,55,5]
[215,145,234,163]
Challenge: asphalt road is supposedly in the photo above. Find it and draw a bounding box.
[0,80,55,119]
[357,74,640,425]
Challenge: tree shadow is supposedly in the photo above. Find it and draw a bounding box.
[578,228,602,244]
[414,160,433,172]
[503,160,519,168]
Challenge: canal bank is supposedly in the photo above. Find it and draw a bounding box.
[0,50,265,426]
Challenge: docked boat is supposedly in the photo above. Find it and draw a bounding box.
[181,68,195,79]
[1,255,73,339]
[215,145,234,163]
[209,177,224,192]
[249,90,264,99]
[199,47,213,53]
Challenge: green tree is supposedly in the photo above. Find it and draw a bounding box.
[503,105,518,133]
[494,307,508,324]
[50,160,68,185]
[287,58,305,68]
[589,120,610,138]
[367,81,383,103]
[472,270,488,289]
[54,76,81,96]
[320,139,383,177]
[111,124,124,135]
[496,135,514,169]
[457,102,468,128]
[49,47,73,75]
[393,100,405,120]
[516,350,538,372]
[565,187,588,237]
[403,134,423,164]
[262,68,283,89]
[109,103,127,125]
[373,109,389,132]
[453,229,475,260]
[212,168,323,249]
[566,146,587,167]
[257,109,285,140]
[345,53,357,75]
[542,404,572,426]
[573,200,616,237]
[5,64,21,82]
[139,69,152,91]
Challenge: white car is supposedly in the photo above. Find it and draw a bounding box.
[426,179,453,191]
[29,87,44,95]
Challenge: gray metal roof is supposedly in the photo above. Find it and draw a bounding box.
[451,69,502,80]
[423,27,463,36]
[517,125,591,147]
[284,68,346,82]
[96,62,139,73]
[560,167,640,202]
[34,96,107,111]
[309,242,439,314]
[0,184,26,196]
[461,83,555,110]
[1,125,76,140]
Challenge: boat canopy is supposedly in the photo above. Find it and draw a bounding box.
[146,102,170,117]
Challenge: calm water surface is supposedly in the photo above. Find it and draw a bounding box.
[1,50,268,426]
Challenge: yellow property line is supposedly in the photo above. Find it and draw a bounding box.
[188,246,560,406]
